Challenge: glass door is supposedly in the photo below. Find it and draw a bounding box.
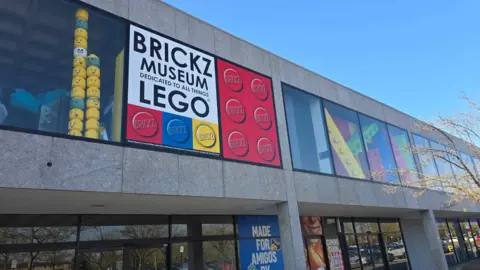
[127,246,168,270]
[356,234,387,270]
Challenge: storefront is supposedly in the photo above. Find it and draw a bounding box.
[0,214,285,270]
[437,218,480,266]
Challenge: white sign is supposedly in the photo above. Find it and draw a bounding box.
[326,239,344,270]
[11,260,17,269]
[128,25,218,124]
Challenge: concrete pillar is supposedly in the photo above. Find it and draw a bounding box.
[277,171,307,270]
[187,222,203,269]
[401,210,449,270]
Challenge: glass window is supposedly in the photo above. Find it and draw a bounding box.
[359,115,399,183]
[460,221,478,259]
[344,234,362,269]
[354,222,379,233]
[380,221,400,233]
[430,141,456,193]
[3,250,75,270]
[412,135,443,190]
[128,247,168,270]
[304,237,327,269]
[283,85,333,174]
[80,215,169,241]
[0,227,77,244]
[203,241,237,270]
[448,220,469,262]
[323,101,370,179]
[387,125,419,185]
[0,0,126,141]
[437,220,457,266]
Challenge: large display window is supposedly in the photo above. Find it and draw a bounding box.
[430,141,456,193]
[283,85,333,174]
[0,0,126,142]
[358,115,399,183]
[0,214,287,270]
[386,125,418,185]
[323,101,370,179]
[412,134,443,191]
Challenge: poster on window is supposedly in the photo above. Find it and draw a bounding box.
[325,239,344,270]
[126,24,219,154]
[216,59,281,166]
[237,216,284,270]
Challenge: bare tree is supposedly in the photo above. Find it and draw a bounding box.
[384,93,480,206]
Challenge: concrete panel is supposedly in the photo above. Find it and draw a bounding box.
[129,0,175,38]
[336,84,355,109]
[269,55,292,170]
[258,166,286,201]
[278,202,308,270]
[123,148,179,195]
[401,218,438,269]
[174,10,189,43]
[293,172,320,203]
[318,77,339,103]
[245,43,271,75]
[223,161,261,199]
[316,175,341,204]
[278,58,305,92]
[0,130,52,189]
[229,36,248,67]
[353,94,387,121]
[213,29,231,60]
[403,188,421,209]
[302,72,322,97]
[178,155,223,197]
[355,181,379,207]
[187,17,215,54]
[337,178,360,205]
[43,138,122,192]
[80,0,128,18]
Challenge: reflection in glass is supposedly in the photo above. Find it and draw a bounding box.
[412,135,442,190]
[355,222,379,234]
[387,125,418,185]
[203,241,236,270]
[384,232,409,270]
[448,221,469,262]
[359,115,399,183]
[324,101,370,179]
[171,243,188,270]
[129,247,167,270]
[0,227,77,244]
[202,224,233,236]
[0,0,126,142]
[345,234,362,269]
[80,250,123,270]
[80,225,168,241]
[283,86,333,174]
[437,220,457,266]
[0,250,75,270]
[460,221,477,259]
[430,142,455,193]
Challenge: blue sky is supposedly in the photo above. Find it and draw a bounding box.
[163,0,480,122]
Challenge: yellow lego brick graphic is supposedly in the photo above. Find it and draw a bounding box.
[325,110,366,178]
[192,119,220,154]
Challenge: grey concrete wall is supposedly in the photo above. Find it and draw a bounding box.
[401,211,449,270]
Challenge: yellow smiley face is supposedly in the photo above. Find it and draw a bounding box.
[71,87,85,99]
[87,66,100,77]
[73,56,86,68]
[86,108,100,120]
[72,76,86,89]
[74,28,88,40]
[69,109,84,120]
[86,119,99,131]
[74,37,87,49]
[87,76,100,89]
[76,8,89,21]
[86,98,100,109]
[72,67,86,79]
[68,119,83,131]
[87,87,100,99]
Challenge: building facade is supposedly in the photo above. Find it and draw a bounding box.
[0,0,479,269]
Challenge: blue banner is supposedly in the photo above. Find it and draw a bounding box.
[237,216,284,270]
